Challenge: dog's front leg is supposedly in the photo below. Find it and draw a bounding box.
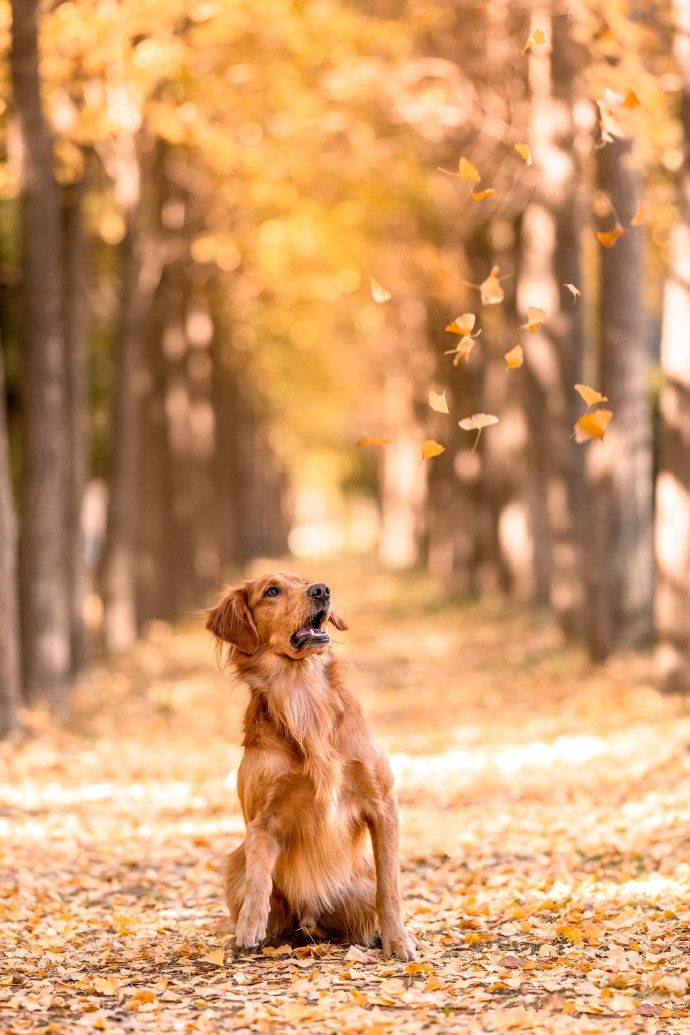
[368,798,416,961]
[235,817,280,949]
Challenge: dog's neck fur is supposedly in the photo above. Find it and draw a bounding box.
[234,649,344,800]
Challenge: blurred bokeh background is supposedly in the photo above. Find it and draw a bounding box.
[1,0,690,730]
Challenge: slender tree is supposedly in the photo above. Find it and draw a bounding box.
[0,342,22,733]
[101,136,162,651]
[516,7,585,633]
[655,0,690,691]
[11,0,72,699]
[586,137,653,660]
[62,178,89,674]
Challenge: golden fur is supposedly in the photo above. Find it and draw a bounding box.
[205,572,415,959]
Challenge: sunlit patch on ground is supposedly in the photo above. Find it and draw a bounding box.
[2,559,690,1032]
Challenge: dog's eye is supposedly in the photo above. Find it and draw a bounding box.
[264,586,281,598]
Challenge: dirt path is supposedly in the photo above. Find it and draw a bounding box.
[3,559,690,1033]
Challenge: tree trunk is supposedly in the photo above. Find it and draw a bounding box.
[378,299,433,570]
[517,6,585,633]
[586,138,653,659]
[62,178,89,674]
[11,0,72,700]
[0,342,22,734]
[655,0,690,691]
[101,136,162,652]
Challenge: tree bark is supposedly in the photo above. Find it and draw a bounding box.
[517,7,585,633]
[586,138,653,659]
[378,299,433,570]
[655,0,690,691]
[101,136,162,652]
[62,178,90,674]
[12,0,72,700]
[0,341,22,734]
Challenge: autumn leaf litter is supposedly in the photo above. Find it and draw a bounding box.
[3,564,690,1033]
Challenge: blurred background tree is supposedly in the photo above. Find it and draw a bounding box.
[0,0,685,714]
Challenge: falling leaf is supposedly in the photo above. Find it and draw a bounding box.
[470,188,495,202]
[356,435,392,448]
[574,409,613,442]
[598,103,624,143]
[504,344,524,370]
[515,143,533,166]
[564,283,581,302]
[480,266,504,306]
[421,439,445,461]
[596,226,626,248]
[202,948,226,967]
[457,156,481,183]
[575,383,608,407]
[444,336,477,365]
[370,278,392,303]
[624,88,641,108]
[522,27,546,54]
[521,306,546,332]
[428,389,449,414]
[445,313,476,335]
[458,412,499,452]
[630,199,645,226]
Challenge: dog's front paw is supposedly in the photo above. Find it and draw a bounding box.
[234,906,268,950]
[381,925,416,961]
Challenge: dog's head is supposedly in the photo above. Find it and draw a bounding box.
[205,572,348,660]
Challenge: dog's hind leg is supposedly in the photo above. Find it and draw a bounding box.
[317,863,379,948]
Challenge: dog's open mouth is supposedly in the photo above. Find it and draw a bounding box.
[290,610,330,651]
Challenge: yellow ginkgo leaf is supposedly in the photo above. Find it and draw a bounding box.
[624,88,641,108]
[522,27,546,54]
[564,282,581,302]
[521,306,546,333]
[630,200,645,226]
[504,344,524,370]
[428,389,449,414]
[356,435,391,448]
[458,156,481,183]
[421,439,445,461]
[515,143,533,166]
[480,266,504,306]
[444,335,477,365]
[574,383,608,407]
[93,977,119,995]
[370,277,391,303]
[470,188,495,202]
[574,410,613,443]
[459,412,499,452]
[202,949,226,967]
[445,313,476,336]
[598,104,624,143]
[596,226,626,248]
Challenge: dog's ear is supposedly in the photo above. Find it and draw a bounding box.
[328,610,348,632]
[205,587,259,654]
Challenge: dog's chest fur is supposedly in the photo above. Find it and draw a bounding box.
[237,652,373,912]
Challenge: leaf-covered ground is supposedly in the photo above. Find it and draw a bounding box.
[4,560,690,1034]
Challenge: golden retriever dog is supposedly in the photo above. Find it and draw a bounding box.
[205,572,416,960]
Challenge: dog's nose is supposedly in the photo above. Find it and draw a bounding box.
[307,583,330,602]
